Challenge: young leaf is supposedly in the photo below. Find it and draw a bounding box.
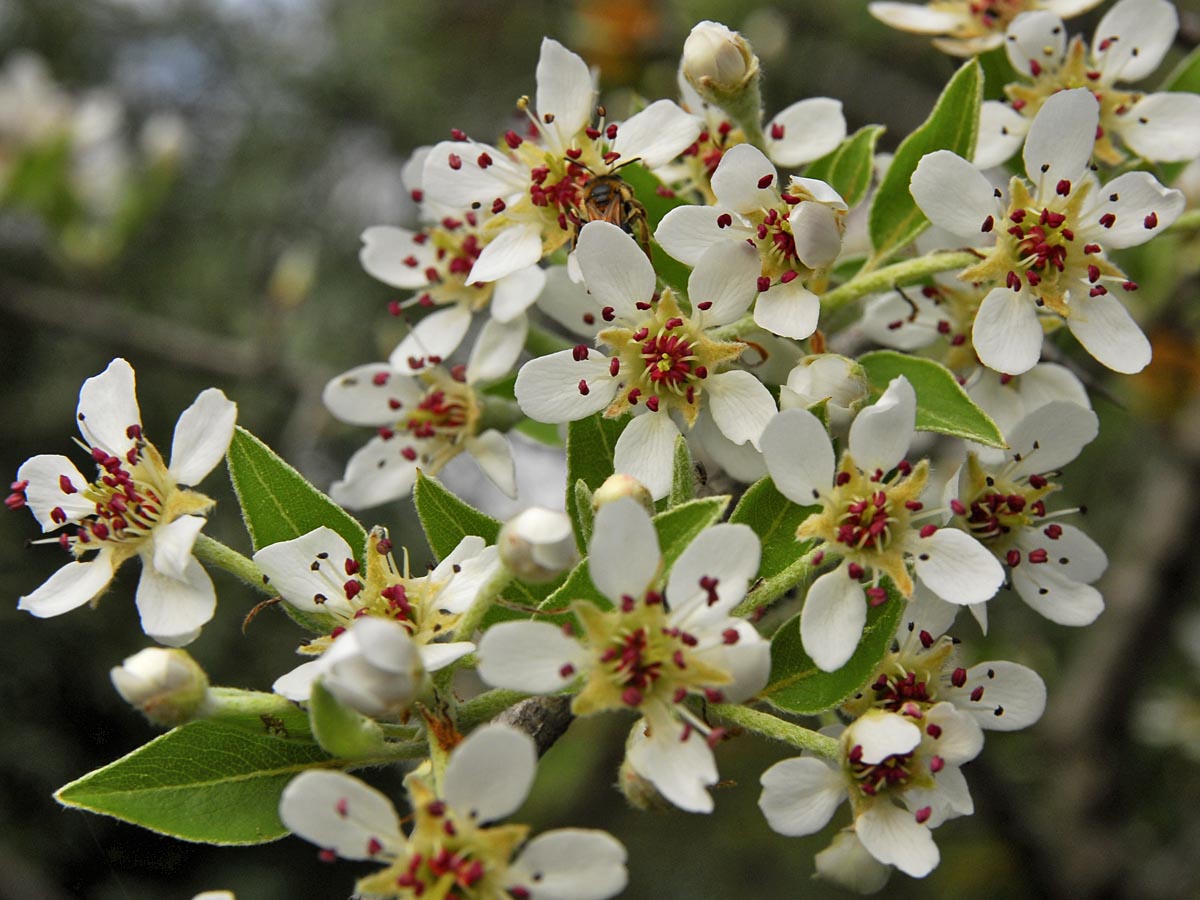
[573,479,595,547]
[565,413,629,551]
[803,125,886,208]
[859,350,1005,447]
[227,426,366,553]
[55,718,335,845]
[413,470,501,557]
[308,679,386,759]
[730,476,819,611]
[668,433,696,507]
[760,583,905,716]
[868,58,982,261]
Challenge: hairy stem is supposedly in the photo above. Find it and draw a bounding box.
[193,534,269,593]
[712,703,839,759]
[821,250,978,314]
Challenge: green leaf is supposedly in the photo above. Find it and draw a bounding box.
[573,479,595,547]
[859,350,1005,447]
[760,584,905,716]
[564,413,629,551]
[227,426,366,553]
[668,434,696,507]
[652,241,692,299]
[868,58,982,261]
[730,476,819,611]
[514,418,563,447]
[55,718,335,845]
[525,323,573,358]
[978,45,1019,102]
[621,162,685,230]
[803,125,885,208]
[1162,44,1200,94]
[309,680,386,759]
[413,471,501,557]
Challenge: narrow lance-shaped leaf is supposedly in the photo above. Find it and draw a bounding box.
[760,581,905,716]
[803,125,886,209]
[730,476,820,612]
[564,413,629,552]
[868,58,982,261]
[227,426,367,553]
[858,350,1005,447]
[668,433,696,508]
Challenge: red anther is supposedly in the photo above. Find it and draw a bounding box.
[905,500,923,511]
[1144,212,1158,229]
[1122,280,1138,291]
[504,130,522,149]
[656,185,676,198]
[1042,209,1065,228]
[375,538,393,556]
[1089,285,1108,297]
[318,849,337,863]
[559,662,576,680]
[847,562,865,580]
[970,686,985,702]
[718,121,732,135]
[91,522,109,540]
[59,475,77,494]
[565,147,582,160]
[627,388,641,405]
[609,357,620,377]
[757,173,774,189]
[491,198,506,214]
[694,301,713,311]
[704,688,725,703]
[449,128,467,141]
[757,276,771,292]
[1006,270,1022,291]
[720,628,740,645]
[919,524,937,538]
[50,506,67,524]
[866,586,888,606]
[780,269,799,284]
[1099,213,1116,228]
[706,727,729,749]
[929,755,945,773]
[780,192,800,204]
[836,471,851,486]
[601,306,616,321]
[691,366,706,380]
[1006,549,1021,567]
[577,380,590,396]
[401,447,418,461]
[344,580,362,600]
[663,317,682,330]
[1028,548,1048,563]
[447,153,462,170]
[1010,209,1026,223]
[1056,179,1072,196]
[622,687,643,707]
[1043,524,1063,540]
[605,123,618,140]
[686,386,695,404]
[510,889,531,900]
[1087,264,1101,283]
[603,151,621,165]
[4,492,26,511]
[1029,473,1048,488]
[475,152,494,170]
[572,344,589,361]
[585,126,601,139]
[1029,59,1042,77]
[1061,228,1074,241]
[1026,269,1041,286]
[1012,98,1027,110]
[981,215,994,233]
[770,122,785,140]
[636,301,652,310]
[1083,243,1101,254]
[716,213,733,229]
[344,558,361,576]
[417,294,434,307]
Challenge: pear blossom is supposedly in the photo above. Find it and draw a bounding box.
[945,401,1107,626]
[10,358,236,646]
[910,88,1184,375]
[110,647,210,727]
[976,1,1200,168]
[476,497,770,813]
[761,376,1004,672]
[779,354,871,429]
[514,221,776,499]
[419,37,700,285]
[254,525,497,702]
[868,0,1103,57]
[656,143,847,340]
[759,702,984,879]
[323,351,519,509]
[497,507,578,584]
[279,723,628,900]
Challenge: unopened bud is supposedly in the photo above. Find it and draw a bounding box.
[780,354,870,427]
[682,22,757,94]
[111,647,209,728]
[592,473,655,517]
[319,617,425,719]
[499,507,579,583]
[814,829,891,894]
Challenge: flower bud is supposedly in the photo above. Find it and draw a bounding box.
[110,647,209,728]
[780,354,870,428]
[320,617,425,719]
[592,473,655,517]
[499,507,579,583]
[682,22,756,94]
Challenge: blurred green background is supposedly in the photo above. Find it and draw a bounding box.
[2,0,1200,897]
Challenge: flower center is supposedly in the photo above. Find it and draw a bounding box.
[847,741,916,798]
[835,489,900,552]
[407,389,470,439]
[959,0,1027,35]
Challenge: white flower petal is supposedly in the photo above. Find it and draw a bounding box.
[17,454,96,530]
[443,722,537,823]
[923,702,984,765]
[465,430,517,498]
[861,291,940,352]
[323,364,423,427]
[626,715,717,813]
[387,306,473,371]
[1023,88,1097,184]
[690,408,767,484]
[152,515,206,582]
[418,641,476,672]
[613,411,679,501]
[168,388,236,485]
[468,315,527,384]
[491,266,547,323]
[913,528,1004,605]
[1006,400,1098,478]
[1015,362,1091,411]
[359,225,434,289]
[706,370,776,449]
[688,239,759,328]
[469,223,545,285]
[945,660,1047,731]
[849,375,916,475]
[431,540,499,613]
[535,265,604,337]
[477,621,585,693]
[909,150,1000,240]
[77,358,141,457]
[515,349,618,423]
[856,800,939,878]
[801,567,868,673]
[588,496,661,602]
[766,98,846,168]
[18,553,115,618]
[536,38,595,154]
[329,436,420,510]
[753,279,820,340]
[1092,0,1177,83]
[507,829,628,900]
[1065,289,1151,374]
[279,769,403,861]
[653,205,733,266]
[973,101,1029,169]
[421,140,527,210]
[575,221,656,320]
[667,523,760,621]
[868,2,961,34]
[1043,0,1104,15]
[253,526,359,617]
[972,286,1043,375]
[1003,11,1067,77]
[1120,93,1200,163]
[761,408,835,505]
[814,831,892,895]
[1085,170,1184,249]
[850,712,922,764]
[609,99,701,170]
[694,620,770,702]
[711,143,778,214]
[758,756,845,836]
[136,554,216,646]
[1020,522,1107,584]
[790,200,844,269]
[1012,563,1104,625]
